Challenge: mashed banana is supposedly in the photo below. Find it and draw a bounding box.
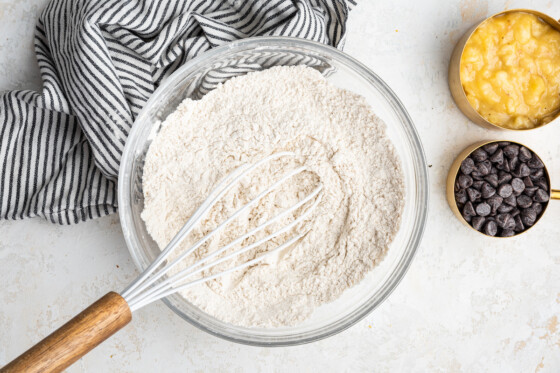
[460,12,560,129]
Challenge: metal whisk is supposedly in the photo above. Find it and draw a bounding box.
[2,152,322,373]
[124,151,323,311]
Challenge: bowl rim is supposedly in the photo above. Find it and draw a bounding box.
[118,36,429,346]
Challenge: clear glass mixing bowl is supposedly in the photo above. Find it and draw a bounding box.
[118,37,429,346]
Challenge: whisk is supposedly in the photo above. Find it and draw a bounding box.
[2,152,323,373]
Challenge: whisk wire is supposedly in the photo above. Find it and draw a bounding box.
[127,186,322,309]
[121,152,323,312]
[124,163,305,303]
[120,163,249,299]
[121,152,294,299]
[129,232,309,312]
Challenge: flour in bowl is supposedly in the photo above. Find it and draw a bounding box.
[141,65,404,327]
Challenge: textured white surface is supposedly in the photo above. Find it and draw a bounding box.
[1,0,559,372]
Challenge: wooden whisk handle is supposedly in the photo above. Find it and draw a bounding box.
[1,292,131,373]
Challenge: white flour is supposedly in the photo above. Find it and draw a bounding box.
[141,66,404,327]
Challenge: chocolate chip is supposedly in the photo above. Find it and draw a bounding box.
[487,196,503,213]
[497,141,511,147]
[522,205,537,218]
[530,168,544,179]
[455,189,468,204]
[484,174,499,188]
[497,183,513,198]
[515,163,531,177]
[470,171,484,180]
[534,177,548,191]
[534,189,550,203]
[460,157,475,175]
[458,175,473,189]
[477,161,492,176]
[497,160,510,172]
[505,218,516,231]
[514,215,524,232]
[481,182,496,198]
[511,178,525,195]
[471,148,488,162]
[523,176,533,188]
[497,204,514,213]
[524,186,538,197]
[484,220,498,236]
[467,187,481,202]
[463,214,472,223]
[489,148,504,164]
[473,180,485,190]
[509,157,519,172]
[527,157,544,169]
[521,210,536,227]
[533,202,543,215]
[504,194,517,207]
[483,142,499,154]
[518,147,532,162]
[517,195,533,208]
[511,208,521,217]
[472,216,486,231]
[476,202,491,216]
[501,229,515,237]
[503,144,519,159]
[463,201,476,217]
[498,172,512,185]
[496,213,514,229]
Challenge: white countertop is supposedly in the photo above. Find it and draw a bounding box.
[1,0,560,371]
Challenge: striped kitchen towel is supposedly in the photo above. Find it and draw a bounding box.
[0,0,355,224]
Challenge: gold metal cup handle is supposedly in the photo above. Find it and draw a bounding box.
[447,140,559,236]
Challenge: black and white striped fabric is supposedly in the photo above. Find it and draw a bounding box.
[0,0,355,224]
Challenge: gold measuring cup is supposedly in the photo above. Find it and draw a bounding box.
[448,9,560,131]
[447,140,560,237]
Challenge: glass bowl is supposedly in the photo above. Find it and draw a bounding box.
[118,37,429,346]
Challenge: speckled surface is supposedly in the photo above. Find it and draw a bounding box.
[1,0,560,372]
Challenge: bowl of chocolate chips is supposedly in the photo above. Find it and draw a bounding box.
[447,140,559,237]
